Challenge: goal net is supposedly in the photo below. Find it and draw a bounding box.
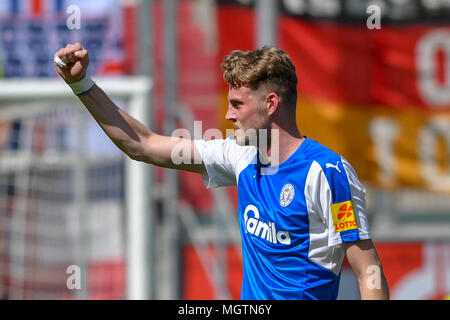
[0,77,151,299]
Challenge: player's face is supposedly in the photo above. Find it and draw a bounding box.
[226,85,269,146]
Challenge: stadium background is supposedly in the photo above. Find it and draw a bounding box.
[0,0,449,300]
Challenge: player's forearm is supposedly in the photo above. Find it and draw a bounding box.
[344,240,390,300]
[78,84,152,160]
[54,43,203,172]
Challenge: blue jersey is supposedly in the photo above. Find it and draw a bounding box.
[194,137,371,300]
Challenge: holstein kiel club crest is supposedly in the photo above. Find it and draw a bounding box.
[280,183,295,207]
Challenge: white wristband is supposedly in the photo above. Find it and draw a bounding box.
[69,76,95,96]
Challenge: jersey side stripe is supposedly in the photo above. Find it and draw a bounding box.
[305,161,344,275]
[341,157,371,242]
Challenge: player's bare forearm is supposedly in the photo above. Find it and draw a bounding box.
[77,86,203,172]
[54,43,205,174]
[343,239,390,300]
[78,84,152,161]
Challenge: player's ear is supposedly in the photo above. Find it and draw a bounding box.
[266,92,280,116]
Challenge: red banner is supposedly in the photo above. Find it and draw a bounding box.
[216,1,450,192]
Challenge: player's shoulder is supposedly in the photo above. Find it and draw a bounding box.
[198,136,253,152]
[223,136,257,155]
[302,138,343,170]
[302,138,363,191]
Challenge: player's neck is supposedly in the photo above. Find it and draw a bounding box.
[261,122,304,166]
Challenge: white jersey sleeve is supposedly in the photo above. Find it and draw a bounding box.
[305,156,371,248]
[193,137,257,189]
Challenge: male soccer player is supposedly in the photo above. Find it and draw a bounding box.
[54,43,389,300]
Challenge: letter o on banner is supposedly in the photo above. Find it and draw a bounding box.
[416,29,450,107]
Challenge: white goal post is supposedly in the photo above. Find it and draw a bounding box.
[0,76,153,300]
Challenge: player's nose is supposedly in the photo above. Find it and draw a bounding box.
[225,105,236,121]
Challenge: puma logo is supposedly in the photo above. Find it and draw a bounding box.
[325,161,341,173]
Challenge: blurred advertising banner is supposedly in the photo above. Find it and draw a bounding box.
[217,0,450,193]
[377,242,450,300]
[0,0,132,78]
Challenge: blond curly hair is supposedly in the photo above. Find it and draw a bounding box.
[221,46,298,109]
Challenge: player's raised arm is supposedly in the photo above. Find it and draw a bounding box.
[54,43,205,174]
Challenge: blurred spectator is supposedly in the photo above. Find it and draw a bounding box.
[0,0,127,78]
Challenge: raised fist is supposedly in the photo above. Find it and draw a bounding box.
[54,43,89,84]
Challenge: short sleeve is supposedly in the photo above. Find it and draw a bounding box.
[193,137,256,189]
[305,157,371,247]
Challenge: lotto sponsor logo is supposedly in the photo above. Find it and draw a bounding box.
[243,204,291,245]
[331,200,358,232]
